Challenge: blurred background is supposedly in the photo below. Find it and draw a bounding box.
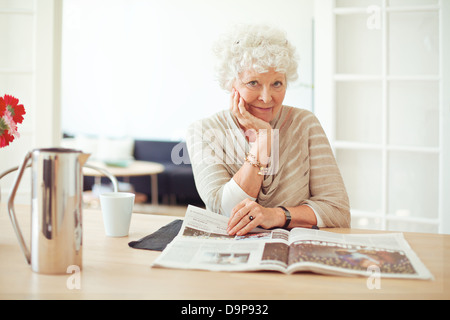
[0,0,449,233]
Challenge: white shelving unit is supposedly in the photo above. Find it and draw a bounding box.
[315,0,450,233]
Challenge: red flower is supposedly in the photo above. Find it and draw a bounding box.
[0,98,14,148]
[0,97,5,116]
[0,130,14,148]
[3,94,26,124]
[0,94,26,148]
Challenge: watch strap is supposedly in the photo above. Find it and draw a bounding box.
[278,206,291,229]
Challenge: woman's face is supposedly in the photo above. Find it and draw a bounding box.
[233,68,287,123]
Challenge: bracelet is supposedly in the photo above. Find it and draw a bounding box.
[278,206,292,229]
[245,152,269,176]
[257,167,269,176]
[244,152,260,167]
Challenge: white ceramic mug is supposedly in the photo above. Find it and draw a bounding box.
[99,192,135,237]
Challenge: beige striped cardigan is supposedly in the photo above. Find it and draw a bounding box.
[186,106,351,228]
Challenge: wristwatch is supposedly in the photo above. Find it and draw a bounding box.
[278,206,291,229]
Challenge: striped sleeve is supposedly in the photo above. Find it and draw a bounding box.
[301,113,351,228]
[186,119,232,214]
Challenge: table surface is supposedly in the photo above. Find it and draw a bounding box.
[1,204,449,300]
[83,160,165,177]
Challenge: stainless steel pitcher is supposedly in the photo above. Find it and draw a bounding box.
[4,148,118,274]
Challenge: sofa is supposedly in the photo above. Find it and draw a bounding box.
[83,139,204,206]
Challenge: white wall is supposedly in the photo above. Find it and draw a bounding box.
[61,0,314,141]
[0,0,62,203]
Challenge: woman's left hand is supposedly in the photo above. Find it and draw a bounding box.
[227,198,284,236]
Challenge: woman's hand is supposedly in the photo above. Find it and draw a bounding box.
[230,88,272,138]
[227,198,285,236]
[230,88,273,164]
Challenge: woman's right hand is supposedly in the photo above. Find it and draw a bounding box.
[230,88,272,165]
[230,88,272,138]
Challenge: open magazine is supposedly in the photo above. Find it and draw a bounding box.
[152,205,433,280]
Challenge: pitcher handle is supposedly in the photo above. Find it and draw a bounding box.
[84,163,119,193]
[7,151,32,264]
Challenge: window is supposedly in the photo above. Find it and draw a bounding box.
[61,0,314,141]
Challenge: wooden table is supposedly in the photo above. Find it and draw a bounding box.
[83,160,165,205]
[0,204,449,300]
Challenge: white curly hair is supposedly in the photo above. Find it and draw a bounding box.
[213,24,299,91]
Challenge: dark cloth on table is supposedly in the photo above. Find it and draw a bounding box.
[128,219,183,251]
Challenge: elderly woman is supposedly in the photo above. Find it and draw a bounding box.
[186,24,350,236]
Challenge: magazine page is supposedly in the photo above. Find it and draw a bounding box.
[177,205,231,238]
[285,228,434,280]
[152,237,279,272]
[152,206,433,279]
[152,206,291,272]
